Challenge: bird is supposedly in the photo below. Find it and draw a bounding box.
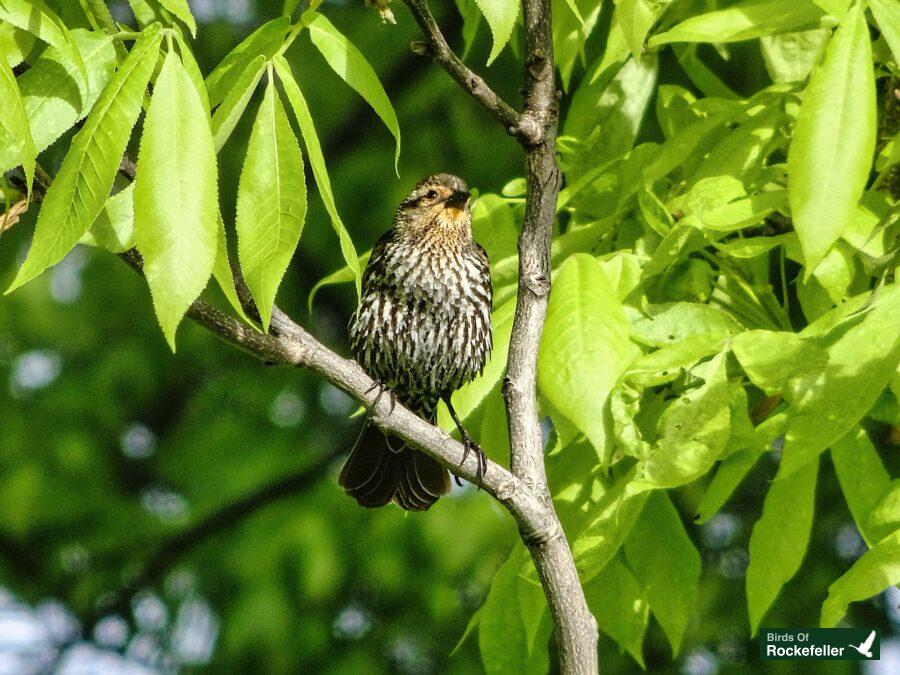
[849,630,876,658]
[339,173,493,511]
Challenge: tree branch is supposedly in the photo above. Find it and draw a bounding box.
[501,1,599,672]
[400,0,540,145]
[116,249,553,541]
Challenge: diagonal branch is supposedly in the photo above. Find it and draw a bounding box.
[400,0,540,145]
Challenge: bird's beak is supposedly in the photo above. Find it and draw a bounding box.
[444,189,471,210]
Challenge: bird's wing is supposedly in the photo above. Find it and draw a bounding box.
[861,630,876,650]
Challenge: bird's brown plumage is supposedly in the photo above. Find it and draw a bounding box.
[340,174,493,510]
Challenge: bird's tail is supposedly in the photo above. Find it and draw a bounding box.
[339,424,450,511]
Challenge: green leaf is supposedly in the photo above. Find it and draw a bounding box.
[554,0,604,90]
[307,251,370,311]
[236,76,307,332]
[6,24,162,293]
[213,215,255,327]
[0,0,74,54]
[574,469,649,582]
[616,0,671,58]
[0,0,86,87]
[627,333,723,388]
[695,413,788,523]
[760,29,830,83]
[157,0,196,36]
[868,481,900,544]
[0,50,34,198]
[779,285,900,478]
[831,427,891,547]
[470,193,519,265]
[632,302,742,348]
[133,50,218,350]
[820,530,900,627]
[713,233,795,259]
[0,22,35,68]
[0,29,116,174]
[584,557,649,666]
[538,254,640,460]
[477,546,551,674]
[732,330,828,396]
[172,28,209,111]
[788,4,877,273]
[649,0,824,46]
[684,190,788,233]
[454,0,483,59]
[81,184,135,253]
[870,0,900,63]
[689,104,789,183]
[813,0,850,17]
[624,492,699,656]
[205,16,291,108]
[637,352,731,488]
[746,458,818,634]
[474,0,519,65]
[212,55,265,153]
[565,54,658,173]
[306,13,401,173]
[274,56,361,298]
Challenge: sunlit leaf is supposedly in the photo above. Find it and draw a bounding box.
[212,55,266,153]
[306,12,401,173]
[870,0,900,63]
[274,56,361,298]
[0,50,34,199]
[624,491,699,655]
[584,557,649,665]
[0,29,116,174]
[831,427,891,547]
[649,0,823,46]
[538,254,640,460]
[474,0,519,65]
[157,0,197,37]
[81,184,135,253]
[695,414,788,523]
[0,0,85,84]
[820,530,900,627]
[732,330,828,396]
[760,29,829,83]
[746,458,818,634]
[205,16,291,108]
[0,22,35,68]
[236,75,307,332]
[788,4,877,273]
[636,352,731,488]
[779,284,900,478]
[133,51,218,350]
[7,24,162,292]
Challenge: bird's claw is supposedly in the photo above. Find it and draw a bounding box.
[456,434,486,490]
[364,379,397,414]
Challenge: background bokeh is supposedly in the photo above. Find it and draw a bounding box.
[0,1,897,673]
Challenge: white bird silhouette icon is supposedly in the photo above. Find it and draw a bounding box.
[849,630,876,658]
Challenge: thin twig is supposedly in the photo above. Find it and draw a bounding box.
[400,0,538,145]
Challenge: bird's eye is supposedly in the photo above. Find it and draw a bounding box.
[425,189,438,200]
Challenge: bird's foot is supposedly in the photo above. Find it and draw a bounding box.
[454,434,486,489]
[364,379,397,414]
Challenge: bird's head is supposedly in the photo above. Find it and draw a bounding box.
[393,173,472,243]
